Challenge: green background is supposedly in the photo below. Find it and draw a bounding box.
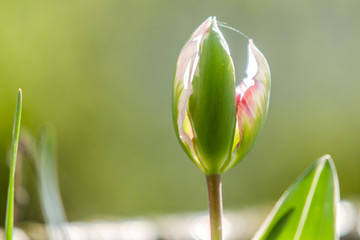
[1,0,359,223]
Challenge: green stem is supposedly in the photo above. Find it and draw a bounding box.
[206,174,223,240]
[5,89,22,240]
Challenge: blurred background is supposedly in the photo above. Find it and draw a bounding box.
[0,0,360,232]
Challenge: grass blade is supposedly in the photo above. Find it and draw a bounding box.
[5,89,23,240]
[252,155,340,240]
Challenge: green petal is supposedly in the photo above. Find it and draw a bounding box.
[188,18,236,174]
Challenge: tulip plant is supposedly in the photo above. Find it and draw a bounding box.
[172,16,270,239]
[172,17,339,240]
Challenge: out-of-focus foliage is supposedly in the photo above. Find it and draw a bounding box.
[1,0,360,223]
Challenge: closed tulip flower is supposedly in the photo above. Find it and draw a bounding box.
[172,17,270,240]
[172,16,270,175]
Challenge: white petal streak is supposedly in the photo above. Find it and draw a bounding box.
[248,39,270,86]
[174,17,212,150]
[236,39,258,101]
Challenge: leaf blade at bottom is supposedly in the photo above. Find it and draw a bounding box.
[252,155,340,240]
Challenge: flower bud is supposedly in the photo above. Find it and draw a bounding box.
[172,17,270,174]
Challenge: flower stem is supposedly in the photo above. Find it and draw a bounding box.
[206,174,223,240]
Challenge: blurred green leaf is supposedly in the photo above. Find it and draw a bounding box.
[252,155,340,240]
[37,125,68,239]
[38,125,67,224]
[5,89,22,240]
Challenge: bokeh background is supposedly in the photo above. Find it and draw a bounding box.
[1,0,360,224]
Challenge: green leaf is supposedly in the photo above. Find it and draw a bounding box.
[253,155,340,240]
[5,89,22,240]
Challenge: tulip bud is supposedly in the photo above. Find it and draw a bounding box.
[172,17,270,175]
